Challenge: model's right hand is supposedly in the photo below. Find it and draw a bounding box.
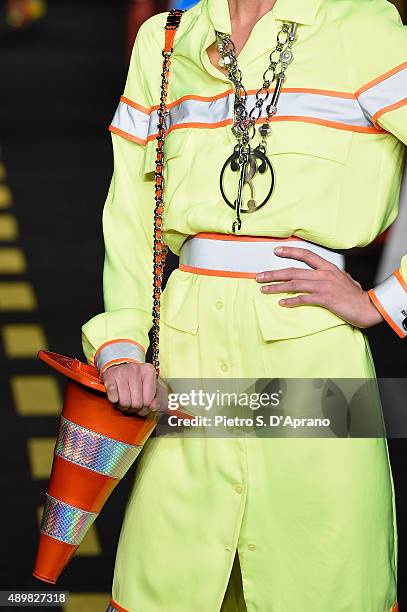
[102,362,158,416]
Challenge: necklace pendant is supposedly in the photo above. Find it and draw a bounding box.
[220,145,275,221]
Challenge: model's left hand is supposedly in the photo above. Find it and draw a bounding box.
[256,246,384,329]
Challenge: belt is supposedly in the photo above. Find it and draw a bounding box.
[179,233,345,278]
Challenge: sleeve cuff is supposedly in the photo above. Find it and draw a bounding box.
[94,339,146,374]
[368,270,407,338]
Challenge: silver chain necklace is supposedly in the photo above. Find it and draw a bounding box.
[217,21,297,231]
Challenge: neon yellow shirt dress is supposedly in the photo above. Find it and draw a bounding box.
[81,1,407,610]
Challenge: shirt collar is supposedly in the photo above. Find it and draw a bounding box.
[206,0,322,34]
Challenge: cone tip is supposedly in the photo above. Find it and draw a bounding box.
[32,571,57,584]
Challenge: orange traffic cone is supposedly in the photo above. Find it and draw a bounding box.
[32,351,184,584]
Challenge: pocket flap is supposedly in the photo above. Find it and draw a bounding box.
[161,270,199,334]
[140,128,191,176]
[269,122,353,164]
[253,294,348,341]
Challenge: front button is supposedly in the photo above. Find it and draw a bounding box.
[215,300,224,310]
[219,362,229,372]
[248,543,256,551]
[234,484,244,494]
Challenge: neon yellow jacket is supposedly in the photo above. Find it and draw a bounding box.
[82,0,407,373]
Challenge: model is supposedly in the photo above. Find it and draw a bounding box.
[81,1,407,610]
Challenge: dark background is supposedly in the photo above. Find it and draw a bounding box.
[0,1,405,610]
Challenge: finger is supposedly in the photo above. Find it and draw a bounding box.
[104,376,119,404]
[273,246,338,271]
[256,268,329,283]
[136,407,151,417]
[128,368,143,410]
[261,280,322,294]
[117,378,132,410]
[150,380,170,412]
[140,363,157,407]
[279,293,329,307]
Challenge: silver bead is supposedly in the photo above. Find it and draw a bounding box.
[232,124,244,137]
[259,123,271,138]
[219,54,233,68]
[267,104,277,116]
[280,49,293,64]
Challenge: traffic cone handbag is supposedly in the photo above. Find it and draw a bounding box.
[32,9,186,584]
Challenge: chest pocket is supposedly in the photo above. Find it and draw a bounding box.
[268,121,353,163]
[264,121,354,239]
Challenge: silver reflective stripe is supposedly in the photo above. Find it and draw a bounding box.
[370,273,407,337]
[95,341,145,372]
[357,65,407,123]
[260,91,371,128]
[40,494,98,545]
[166,93,233,128]
[110,100,151,144]
[110,90,377,143]
[55,417,143,479]
[180,237,345,274]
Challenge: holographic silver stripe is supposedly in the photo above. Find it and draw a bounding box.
[106,605,121,612]
[55,417,143,479]
[40,494,98,545]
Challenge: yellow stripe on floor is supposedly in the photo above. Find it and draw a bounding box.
[63,593,110,612]
[0,282,37,310]
[0,184,12,208]
[2,323,48,357]
[0,214,18,240]
[11,375,61,415]
[0,247,26,273]
[28,438,55,479]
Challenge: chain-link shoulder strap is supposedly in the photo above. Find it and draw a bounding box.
[151,9,184,377]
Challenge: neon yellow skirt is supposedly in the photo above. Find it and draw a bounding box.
[109,269,398,612]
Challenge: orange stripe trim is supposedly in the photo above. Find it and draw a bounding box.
[110,598,129,612]
[135,87,360,112]
[145,118,234,141]
[267,115,383,134]
[392,602,399,612]
[94,338,146,363]
[394,269,407,293]
[119,95,151,115]
[194,233,303,242]
[372,97,407,127]
[163,88,234,110]
[179,264,256,279]
[109,125,147,146]
[275,87,356,99]
[100,357,142,375]
[149,116,381,140]
[355,60,407,96]
[367,289,405,339]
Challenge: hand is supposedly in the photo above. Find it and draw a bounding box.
[255,246,384,329]
[102,362,163,416]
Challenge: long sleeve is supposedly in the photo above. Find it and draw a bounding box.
[345,1,407,338]
[81,13,167,372]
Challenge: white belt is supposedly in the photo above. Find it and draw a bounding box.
[179,233,345,278]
